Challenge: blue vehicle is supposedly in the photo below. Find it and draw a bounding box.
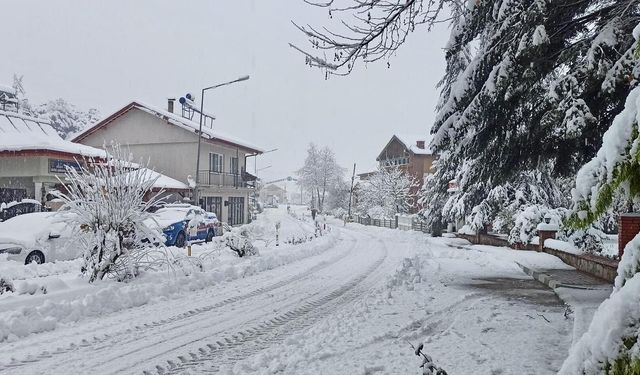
[150,204,221,248]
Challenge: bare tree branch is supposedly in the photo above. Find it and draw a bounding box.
[291,0,458,76]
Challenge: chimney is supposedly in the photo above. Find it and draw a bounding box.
[167,98,175,113]
[416,140,425,149]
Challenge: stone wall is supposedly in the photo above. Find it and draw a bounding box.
[457,233,618,283]
[541,247,618,283]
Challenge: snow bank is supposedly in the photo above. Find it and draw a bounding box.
[0,259,82,281]
[0,225,339,342]
[544,239,581,255]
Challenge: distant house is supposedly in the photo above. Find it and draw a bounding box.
[0,109,105,205]
[358,134,438,213]
[376,134,437,185]
[73,100,263,225]
[261,184,287,206]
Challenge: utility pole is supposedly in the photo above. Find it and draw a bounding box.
[347,163,356,219]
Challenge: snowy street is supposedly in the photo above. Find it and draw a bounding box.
[1,207,575,374]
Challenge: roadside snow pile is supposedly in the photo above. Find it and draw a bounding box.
[0,226,340,342]
[0,259,82,280]
[544,239,581,255]
[387,257,422,291]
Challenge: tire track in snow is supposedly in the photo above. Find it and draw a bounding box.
[145,236,389,374]
[0,231,358,374]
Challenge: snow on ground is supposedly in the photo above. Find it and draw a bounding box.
[0,206,581,374]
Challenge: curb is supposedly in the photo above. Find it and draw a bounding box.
[515,262,610,291]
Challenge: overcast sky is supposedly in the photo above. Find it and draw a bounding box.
[1,1,449,183]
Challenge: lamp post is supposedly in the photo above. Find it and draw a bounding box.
[193,75,250,206]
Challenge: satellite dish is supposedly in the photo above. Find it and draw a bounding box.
[185,93,195,101]
[179,97,186,104]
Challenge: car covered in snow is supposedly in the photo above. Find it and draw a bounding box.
[146,204,221,248]
[0,199,43,222]
[0,211,81,264]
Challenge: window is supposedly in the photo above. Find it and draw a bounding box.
[209,153,223,173]
[230,157,239,175]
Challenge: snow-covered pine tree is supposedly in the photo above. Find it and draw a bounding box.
[426,0,639,232]
[11,74,100,139]
[294,0,639,242]
[559,23,640,374]
[35,98,100,139]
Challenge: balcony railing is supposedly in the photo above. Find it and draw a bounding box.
[197,170,254,189]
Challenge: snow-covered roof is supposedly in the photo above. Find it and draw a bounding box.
[393,133,433,155]
[0,110,106,157]
[74,101,264,154]
[0,84,16,95]
[138,168,190,191]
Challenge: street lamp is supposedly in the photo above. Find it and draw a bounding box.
[193,75,250,205]
[254,148,278,175]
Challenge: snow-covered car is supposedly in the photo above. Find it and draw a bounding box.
[0,211,80,264]
[0,199,43,222]
[146,204,221,248]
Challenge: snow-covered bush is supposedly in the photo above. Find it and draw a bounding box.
[566,227,608,254]
[56,143,167,282]
[509,205,567,245]
[0,278,14,295]
[223,228,259,258]
[366,205,388,219]
[328,207,347,219]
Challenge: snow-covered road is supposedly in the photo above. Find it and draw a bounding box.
[0,208,576,374]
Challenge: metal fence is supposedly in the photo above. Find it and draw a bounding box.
[354,214,432,233]
[197,171,248,188]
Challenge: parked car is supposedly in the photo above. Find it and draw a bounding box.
[0,199,42,222]
[147,204,221,248]
[0,211,80,264]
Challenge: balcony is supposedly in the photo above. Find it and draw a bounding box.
[197,170,255,189]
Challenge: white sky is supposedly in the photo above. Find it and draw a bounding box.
[0,0,449,182]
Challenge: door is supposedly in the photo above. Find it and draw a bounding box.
[204,197,222,220]
[227,197,245,226]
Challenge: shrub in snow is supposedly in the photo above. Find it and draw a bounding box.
[328,207,347,219]
[508,205,567,245]
[0,278,14,295]
[567,227,607,254]
[223,228,259,258]
[56,143,167,282]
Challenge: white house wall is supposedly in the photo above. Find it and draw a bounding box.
[77,107,254,224]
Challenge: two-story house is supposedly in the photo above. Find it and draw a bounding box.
[376,134,437,188]
[358,134,438,213]
[73,100,263,225]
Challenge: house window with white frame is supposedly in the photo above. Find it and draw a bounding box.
[209,153,223,173]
